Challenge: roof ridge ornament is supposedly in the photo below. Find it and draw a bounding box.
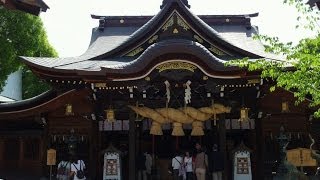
[160,0,190,9]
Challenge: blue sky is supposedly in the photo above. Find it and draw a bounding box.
[40,0,316,57]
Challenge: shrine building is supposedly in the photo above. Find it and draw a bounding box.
[0,0,317,179]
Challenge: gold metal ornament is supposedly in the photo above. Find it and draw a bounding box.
[65,104,74,116]
[239,107,250,122]
[105,108,115,122]
[281,101,289,113]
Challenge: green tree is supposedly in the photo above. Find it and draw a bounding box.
[229,0,320,116]
[0,7,57,99]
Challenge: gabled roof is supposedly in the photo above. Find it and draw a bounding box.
[1,0,49,16]
[21,0,271,82]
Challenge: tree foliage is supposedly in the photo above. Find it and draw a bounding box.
[0,7,57,99]
[228,1,320,116]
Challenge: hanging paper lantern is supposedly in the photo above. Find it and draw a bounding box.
[65,104,74,116]
[172,122,185,136]
[239,107,249,122]
[281,101,289,113]
[105,108,115,122]
[191,121,204,136]
[150,121,163,135]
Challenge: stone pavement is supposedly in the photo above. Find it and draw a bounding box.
[0,171,49,180]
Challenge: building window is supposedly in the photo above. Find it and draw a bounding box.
[4,138,19,160]
[23,138,40,160]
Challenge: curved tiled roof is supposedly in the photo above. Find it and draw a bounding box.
[22,38,250,81]
[92,0,261,59]
[0,90,57,111]
[20,0,280,79]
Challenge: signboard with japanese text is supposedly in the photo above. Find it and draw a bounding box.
[46,149,56,165]
[233,150,252,180]
[287,148,317,167]
[103,145,122,180]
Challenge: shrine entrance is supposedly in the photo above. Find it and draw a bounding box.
[92,59,260,180]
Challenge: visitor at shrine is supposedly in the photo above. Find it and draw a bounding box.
[136,151,147,180]
[208,144,224,180]
[194,143,208,180]
[70,155,86,180]
[184,151,194,180]
[144,151,153,180]
[56,154,71,180]
[172,152,183,180]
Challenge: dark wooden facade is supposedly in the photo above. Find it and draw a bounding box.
[0,0,316,179]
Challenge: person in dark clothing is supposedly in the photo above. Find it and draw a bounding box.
[136,151,147,180]
[208,144,224,180]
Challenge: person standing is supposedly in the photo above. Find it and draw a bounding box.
[172,152,183,180]
[194,143,208,180]
[137,151,147,180]
[56,154,71,180]
[70,155,86,180]
[144,151,153,180]
[184,151,194,180]
[211,144,224,180]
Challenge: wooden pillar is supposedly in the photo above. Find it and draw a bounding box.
[129,111,136,180]
[218,114,227,180]
[42,119,49,177]
[255,116,264,179]
[98,122,102,179]
[19,137,23,169]
[89,120,98,179]
[0,138,4,169]
[175,136,179,151]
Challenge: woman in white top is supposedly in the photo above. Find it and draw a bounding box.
[172,153,183,180]
[184,151,193,180]
[70,159,86,180]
